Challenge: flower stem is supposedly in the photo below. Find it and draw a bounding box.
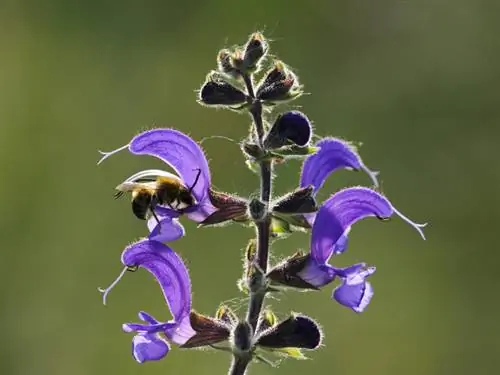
[228,357,250,375]
[229,74,273,375]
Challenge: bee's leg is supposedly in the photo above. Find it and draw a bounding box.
[149,207,162,234]
[188,168,202,194]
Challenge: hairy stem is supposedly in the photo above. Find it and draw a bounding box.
[229,74,273,375]
[228,357,250,375]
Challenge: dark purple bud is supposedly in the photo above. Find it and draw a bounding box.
[245,238,257,264]
[215,305,238,326]
[199,73,248,106]
[180,311,231,348]
[258,309,278,332]
[264,111,312,149]
[217,49,240,77]
[242,32,268,72]
[231,321,253,353]
[256,61,303,103]
[249,198,267,221]
[256,314,322,350]
[199,189,248,226]
[273,185,318,215]
[267,252,319,290]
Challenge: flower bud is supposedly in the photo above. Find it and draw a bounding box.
[264,111,312,149]
[215,305,238,325]
[256,61,303,103]
[272,185,318,215]
[242,32,268,72]
[199,72,248,107]
[217,49,240,77]
[256,313,322,350]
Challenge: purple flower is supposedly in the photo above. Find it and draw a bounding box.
[297,186,425,312]
[300,138,427,251]
[115,239,195,363]
[97,128,216,242]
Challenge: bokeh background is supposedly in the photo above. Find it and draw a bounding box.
[1,0,499,374]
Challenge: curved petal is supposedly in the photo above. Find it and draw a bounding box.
[184,201,217,223]
[332,265,376,313]
[165,315,197,346]
[121,240,191,322]
[123,316,195,346]
[297,259,336,288]
[148,217,185,243]
[300,138,379,194]
[132,333,170,363]
[310,187,393,264]
[129,129,211,203]
[333,231,350,255]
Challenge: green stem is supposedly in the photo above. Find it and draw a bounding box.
[229,74,273,375]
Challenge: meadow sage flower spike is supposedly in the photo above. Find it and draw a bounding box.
[99,32,428,374]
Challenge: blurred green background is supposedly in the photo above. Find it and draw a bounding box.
[1,0,499,374]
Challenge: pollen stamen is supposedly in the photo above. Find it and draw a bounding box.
[360,164,380,188]
[97,144,130,165]
[98,266,134,305]
[392,207,428,240]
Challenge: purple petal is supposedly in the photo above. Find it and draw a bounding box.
[310,187,393,264]
[333,265,376,313]
[333,231,350,255]
[148,217,185,243]
[165,315,197,346]
[129,129,211,203]
[297,259,336,288]
[300,138,379,195]
[121,240,191,322]
[184,201,217,223]
[132,333,170,363]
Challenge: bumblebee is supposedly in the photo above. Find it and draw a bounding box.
[114,168,201,225]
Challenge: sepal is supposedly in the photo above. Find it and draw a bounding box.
[266,251,320,290]
[180,311,231,348]
[255,314,322,350]
[272,186,318,215]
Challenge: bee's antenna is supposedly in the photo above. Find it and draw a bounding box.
[188,168,202,195]
[114,191,125,199]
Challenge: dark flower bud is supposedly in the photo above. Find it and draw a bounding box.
[217,49,240,77]
[198,72,248,106]
[256,314,322,350]
[256,61,303,103]
[199,189,248,226]
[245,238,257,264]
[272,185,318,215]
[266,251,319,290]
[215,305,238,325]
[248,198,267,221]
[264,111,312,149]
[180,311,231,348]
[231,321,253,353]
[242,32,268,72]
[258,309,278,332]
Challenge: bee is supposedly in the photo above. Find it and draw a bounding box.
[114,168,201,226]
